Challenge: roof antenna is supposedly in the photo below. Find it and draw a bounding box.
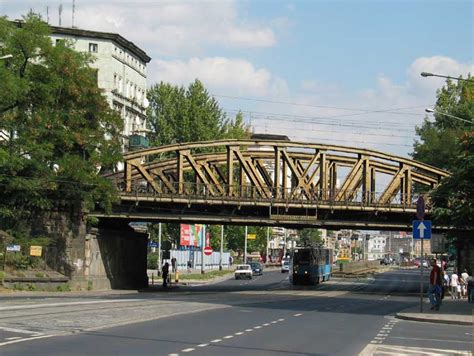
[72,0,76,28]
[58,4,63,27]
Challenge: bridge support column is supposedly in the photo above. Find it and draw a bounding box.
[87,220,148,290]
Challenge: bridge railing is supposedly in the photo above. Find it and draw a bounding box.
[118,181,422,210]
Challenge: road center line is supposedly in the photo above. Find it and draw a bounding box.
[294,313,303,317]
[0,326,42,335]
[182,348,195,352]
[0,335,54,347]
[234,332,244,335]
[197,344,209,347]
[254,326,262,329]
[223,335,233,339]
[211,339,222,343]
[245,329,253,332]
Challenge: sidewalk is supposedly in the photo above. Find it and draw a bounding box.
[396,299,473,326]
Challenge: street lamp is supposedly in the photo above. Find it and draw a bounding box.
[420,72,473,82]
[425,108,473,125]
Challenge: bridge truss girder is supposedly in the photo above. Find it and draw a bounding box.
[108,139,449,223]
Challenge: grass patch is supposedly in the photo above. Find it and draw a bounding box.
[179,270,233,281]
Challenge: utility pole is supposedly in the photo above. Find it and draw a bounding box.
[284,228,288,258]
[157,223,162,276]
[266,227,270,265]
[219,225,224,271]
[201,225,206,274]
[244,226,248,264]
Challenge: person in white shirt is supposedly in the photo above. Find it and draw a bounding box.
[451,272,459,299]
[461,269,469,298]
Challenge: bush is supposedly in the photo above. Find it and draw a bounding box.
[35,272,45,278]
[56,283,71,292]
[147,253,158,269]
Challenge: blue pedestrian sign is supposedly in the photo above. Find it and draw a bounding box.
[148,241,159,248]
[413,220,432,239]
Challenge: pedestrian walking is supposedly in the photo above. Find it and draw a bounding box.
[461,269,469,298]
[466,272,474,303]
[428,259,442,310]
[162,262,169,287]
[187,260,192,273]
[451,270,460,299]
[171,257,177,273]
[229,255,233,267]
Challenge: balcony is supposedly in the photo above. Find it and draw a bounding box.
[128,134,149,150]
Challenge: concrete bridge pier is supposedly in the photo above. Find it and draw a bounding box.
[80,220,148,290]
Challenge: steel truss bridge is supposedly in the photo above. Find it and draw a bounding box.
[96,139,450,230]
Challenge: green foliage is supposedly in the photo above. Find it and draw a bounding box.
[0,271,4,281]
[298,228,323,246]
[0,13,123,230]
[147,253,159,269]
[412,76,473,231]
[412,77,473,170]
[147,80,251,149]
[87,280,93,291]
[56,283,71,292]
[431,132,474,229]
[179,269,233,280]
[35,272,45,278]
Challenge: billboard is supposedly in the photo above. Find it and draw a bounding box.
[180,224,204,247]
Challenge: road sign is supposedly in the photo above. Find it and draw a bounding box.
[29,246,42,257]
[6,245,20,252]
[204,246,213,256]
[416,196,425,220]
[148,241,159,248]
[413,220,432,239]
[247,234,256,240]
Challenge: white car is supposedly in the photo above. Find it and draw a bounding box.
[281,259,290,273]
[235,264,253,279]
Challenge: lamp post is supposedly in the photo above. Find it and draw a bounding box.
[420,72,473,82]
[425,108,473,125]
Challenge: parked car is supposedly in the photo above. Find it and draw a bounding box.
[249,262,263,276]
[234,264,253,279]
[281,259,290,273]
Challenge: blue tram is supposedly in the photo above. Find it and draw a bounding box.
[289,247,333,285]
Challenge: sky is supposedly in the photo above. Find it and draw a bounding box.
[1,0,473,157]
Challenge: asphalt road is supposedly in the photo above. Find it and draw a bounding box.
[0,269,472,355]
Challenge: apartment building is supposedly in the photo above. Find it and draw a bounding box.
[49,25,152,155]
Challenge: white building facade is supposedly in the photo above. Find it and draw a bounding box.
[49,26,151,154]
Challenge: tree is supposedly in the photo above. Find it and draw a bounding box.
[0,13,123,230]
[431,132,474,229]
[411,77,473,251]
[412,77,473,170]
[147,79,250,147]
[298,228,323,246]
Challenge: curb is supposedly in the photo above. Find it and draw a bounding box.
[395,313,472,326]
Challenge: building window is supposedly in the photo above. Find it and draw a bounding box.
[89,43,98,53]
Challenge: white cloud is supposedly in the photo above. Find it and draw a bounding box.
[151,57,288,97]
[243,56,473,157]
[22,1,277,56]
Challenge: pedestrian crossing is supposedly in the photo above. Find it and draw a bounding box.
[359,343,472,355]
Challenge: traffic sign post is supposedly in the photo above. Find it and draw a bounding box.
[413,219,431,313]
[416,196,425,221]
[204,246,213,256]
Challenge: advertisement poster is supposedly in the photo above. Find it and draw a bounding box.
[180,224,204,247]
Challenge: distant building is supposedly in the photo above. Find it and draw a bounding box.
[48,25,152,156]
[367,234,387,260]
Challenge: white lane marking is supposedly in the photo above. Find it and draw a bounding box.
[360,344,473,355]
[262,323,270,326]
[234,332,244,335]
[5,337,22,341]
[197,344,209,347]
[374,337,385,340]
[211,339,222,343]
[0,326,42,335]
[293,313,303,317]
[182,348,195,353]
[223,335,233,339]
[0,299,142,312]
[168,354,179,356]
[271,321,278,324]
[0,335,54,347]
[390,336,473,344]
[254,326,262,329]
[277,318,285,322]
[245,329,253,332]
